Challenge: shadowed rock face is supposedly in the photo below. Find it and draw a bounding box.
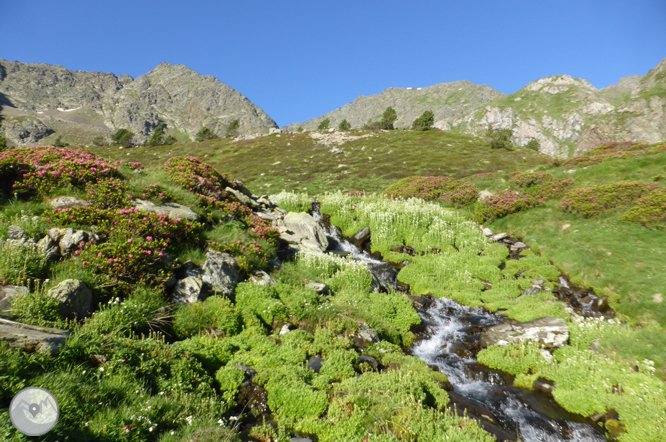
[0,59,278,146]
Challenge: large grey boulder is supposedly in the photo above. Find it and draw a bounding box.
[46,279,93,320]
[225,187,259,209]
[36,236,61,261]
[49,196,90,210]
[202,250,239,296]
[132,199,199,221]
[0,318,69,356]
[7,225,28,240]
[351,227,371,248]
[480,317,569,349]
[277,212,329,253]
[171,276,210,304]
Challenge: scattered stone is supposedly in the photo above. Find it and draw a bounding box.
[255,211,276,221]
[58,229,96,256]
[0,285,29,316]
[478,190,494,201]
[225,187,259,209]
[351,227,371,248]
[492,233,508,241]
[201,250,240,296]
[356,324,380,345]
[307,356,324,374]
[7,226,28,240]
[277,212,329,253]
[171,276,209,304]
[359,355,380,371]
[49,196,90,209]
[249,270,277,286]
[561,224,571,231]
[591,296,610,313]
[482,227,493,237]
[46,279,93,319]
[480,317,569,349]
[513,242,526,249]
[268,258,282,270]
[531,279,544,287]
[565,169,577,174]
[132,199,199,221]
[36,236,60,261]
[654,293,663,303]
[306,281,330,296]
[522,286,541,296]
[279,324,291,336]
[533,376,555,393]
[0,318,69,356]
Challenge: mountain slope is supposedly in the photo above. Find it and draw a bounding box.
[282,81,505,132]
[0,60,278,146]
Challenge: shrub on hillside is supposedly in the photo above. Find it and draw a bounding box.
[560,182,661,218]
[527,139,540,151]
[145,123,167,146]
[412,110,434,131]
[53,136,68,148]
[563,141,666,167]
[226,119,240,137]
[111,129,135,147]
[164,156,235,198]
[91,136,107,146]
[620,187,666,229]
[317,119,330,130]
[0,135,8,151]
[383,176,478,207]
[338,119,351,131]
[195,127,218,142]
[173,296,243,339]
[489,128,513,150]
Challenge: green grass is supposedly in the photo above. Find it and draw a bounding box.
[92,130,548,195]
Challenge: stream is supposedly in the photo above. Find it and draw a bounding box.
[314,208,609,442]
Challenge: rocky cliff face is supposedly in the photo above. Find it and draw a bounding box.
[452,57,666,158]
[282,81,506,132]
[0,60,278,146]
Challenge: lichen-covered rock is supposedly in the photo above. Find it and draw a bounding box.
[7,225,28,240]
[249,270,277,286]
[201,250,239,296]
[36,236,60,261]
[46,279,93,320]
[58,229,96,256]
[132,198,199,221]
[480,317,569,349]
[306,282,330,296]
[277,212,329,253]
[171,276,210,304]
[0,285,29,317]
[0,318,69,356]
[49,196,90,210]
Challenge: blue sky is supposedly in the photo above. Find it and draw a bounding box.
[1,0,665,127]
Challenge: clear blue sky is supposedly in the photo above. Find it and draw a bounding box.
[2,0,665,127]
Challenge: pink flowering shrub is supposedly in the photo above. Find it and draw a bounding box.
[140,183,173,202]
[476,190,537,221]
[383,176,479,207]
[621,187,666,229]
[198,194,279,244]
[349,190,366,197]
[127,162,143,170]
[86,178,133,209]
[560,182,662,218]
[164,156,236,198]
[1,146,121,195]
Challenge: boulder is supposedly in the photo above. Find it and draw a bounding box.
[49,196,90,210]
[306,281,330,296]
[480,317,569,349]
[356,324,380,346]
[0,318,69,356]
[482,227,494,237]
[46,279,93,319]
[201,250,239,296]
[522,286,542,296]
[249,270,277,286]
[171,276,210,304]
[58,229,95,256]
[36,236,61,261]
[0,285,29,316]
[492,233,508,241]
[351,227,371,248]
[225,187,259,209]
[131,198,199,221]
[277,212,329,253]
[7,225,28,240]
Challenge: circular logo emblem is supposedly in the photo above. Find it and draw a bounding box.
[9,387,60,436]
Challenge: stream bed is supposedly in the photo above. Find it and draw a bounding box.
[316,208,609,442]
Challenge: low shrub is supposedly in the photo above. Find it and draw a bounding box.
[564,141,666,167]
[173,296,243,339]
[271,190,312,213]
[85,178,133,209]
[560,182,662,218]
[383,176,478,207]
[235,283,288,327]
[621,187,666,229]
[412,110,434,131]
[164,156,235,198]
[195,127,218,142]
[0,242,50,285]
[317,119,330,131]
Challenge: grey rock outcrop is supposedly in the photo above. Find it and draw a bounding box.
[57,228,97,256]
[46,279,93,319]
[306,282,330,296]
[132,198,199,221]
[276,212,329,253]
[0,318,69,356]
[171,276,209,304]
[0,285,29,316]
[0,59,278,146]
[249,270,277,286]
[480,317,569,349]
[49,196,90,210]
[201,250,240,296]
[36,235,61,261]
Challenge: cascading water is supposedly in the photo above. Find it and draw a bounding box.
[314,208,608,442]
